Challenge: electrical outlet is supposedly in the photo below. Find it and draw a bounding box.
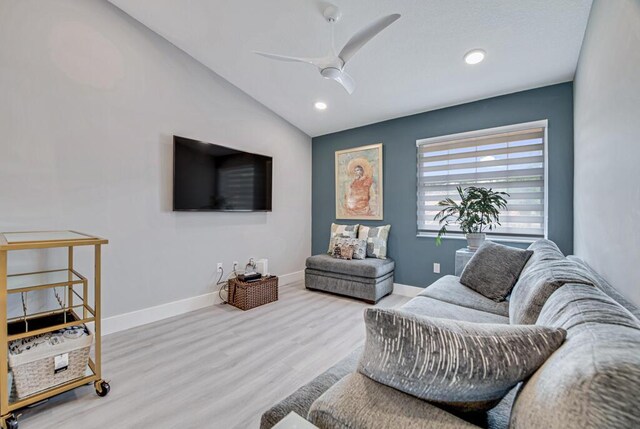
[217,263,223,272]
[433,263,440,274]
[233,261,238,272]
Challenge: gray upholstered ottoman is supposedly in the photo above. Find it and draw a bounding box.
[305,254,395,303]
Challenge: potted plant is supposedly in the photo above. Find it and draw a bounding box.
[434,186,509,250]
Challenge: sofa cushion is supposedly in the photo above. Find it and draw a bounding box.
[509,259,594,324]
[420,275,509,317]
[525,239,565,265]
[327,223,359,253]
[308,372,481,429]
[567,255,640,320]
[402,296,509,324]
[305,254,395,278]
[510,285,640,429]
[358,308,566,412]
[259,347,362,429]
[460,242,533,301]
[358,225,391,259]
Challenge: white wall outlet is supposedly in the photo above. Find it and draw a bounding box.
[216,263,223,272]
[433,263,441,274]
[233,261,238,272]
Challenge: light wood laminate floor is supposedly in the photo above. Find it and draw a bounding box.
[17,282,410,429]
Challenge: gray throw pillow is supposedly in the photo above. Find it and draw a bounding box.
[460,241,533,301]
[358,308,566,412]
[509,259,594,325]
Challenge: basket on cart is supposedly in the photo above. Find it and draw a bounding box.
[7,289,93,399]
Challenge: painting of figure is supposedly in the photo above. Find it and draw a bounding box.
[335,143,383,220]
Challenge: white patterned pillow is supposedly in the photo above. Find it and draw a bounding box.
[327,223,360,253]
[332,238,367,260]
[358,225,391,259]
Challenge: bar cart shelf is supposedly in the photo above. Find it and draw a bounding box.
[0,231,109,429]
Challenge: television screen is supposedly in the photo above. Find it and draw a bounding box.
[173,136,272,211]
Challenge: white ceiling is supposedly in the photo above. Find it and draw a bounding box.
[108,0,593,137]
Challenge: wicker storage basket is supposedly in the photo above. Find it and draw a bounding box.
[228,276,278,310]
[8,315,93,399]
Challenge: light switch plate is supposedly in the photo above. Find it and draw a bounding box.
[433,263,440,274]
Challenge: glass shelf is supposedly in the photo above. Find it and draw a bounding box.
[0,230,107,250]
[7,269,85,293]
[3,231,94,244]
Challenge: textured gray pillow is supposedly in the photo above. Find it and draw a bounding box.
[358,308,566,412]
[509,259,594,325]
[460,241,533,301]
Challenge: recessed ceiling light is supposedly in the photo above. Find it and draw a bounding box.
[464,49,486,65]
[314,101,327,110]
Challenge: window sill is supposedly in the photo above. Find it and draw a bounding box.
[416,232,542,245]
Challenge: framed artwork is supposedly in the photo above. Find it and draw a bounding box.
[335,143,383,220]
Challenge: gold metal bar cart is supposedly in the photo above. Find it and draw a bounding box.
[0,231,110,429]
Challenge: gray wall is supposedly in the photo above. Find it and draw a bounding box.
[0,0,312,318]
[574,0,640,305]
[312,83,574,287]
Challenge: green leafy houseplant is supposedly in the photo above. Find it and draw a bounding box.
[434,186,509,246]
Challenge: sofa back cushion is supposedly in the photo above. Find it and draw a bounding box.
[510,284,640,428]
[568,255,640,321]
[525,239,565,267]
[509,259,594,324]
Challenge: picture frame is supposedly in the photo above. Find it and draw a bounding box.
[335,143,383,220]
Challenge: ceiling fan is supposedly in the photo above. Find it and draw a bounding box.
[253,5,400,95]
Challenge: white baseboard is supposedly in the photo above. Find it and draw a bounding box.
[392,283,423,297]
[101,270,305,336]
[278,270,304,285]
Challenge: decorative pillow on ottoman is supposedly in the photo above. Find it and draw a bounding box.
[358,225,391,259]
[331,237,367,260]
[327,223,359,253]
[358,308,566,412]
[460,241,533,301]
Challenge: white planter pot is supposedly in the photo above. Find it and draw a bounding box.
[466,233,486,251]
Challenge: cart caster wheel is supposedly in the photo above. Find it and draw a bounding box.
[95,380,110,397]
[4,415,18,429]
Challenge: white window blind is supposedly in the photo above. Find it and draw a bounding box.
[417,123,547,239]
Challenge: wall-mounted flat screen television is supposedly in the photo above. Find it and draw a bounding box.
[173,136,272,212]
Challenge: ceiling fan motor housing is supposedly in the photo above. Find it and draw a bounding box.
[321,67,342,79]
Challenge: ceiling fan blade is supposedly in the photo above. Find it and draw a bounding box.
[253,51,324,68]
[339,14,401,64]
[333,70,355,94]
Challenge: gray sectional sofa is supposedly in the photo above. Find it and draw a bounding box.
[262,240,640,428]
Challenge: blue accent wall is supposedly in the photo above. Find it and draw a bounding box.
[312,83,574,287]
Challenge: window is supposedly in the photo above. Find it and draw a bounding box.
[416,120,547,240]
